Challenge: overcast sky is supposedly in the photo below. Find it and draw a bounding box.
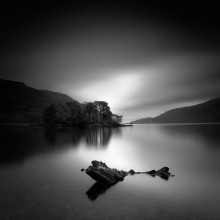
[1,2,220,122]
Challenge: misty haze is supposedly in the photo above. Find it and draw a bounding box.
[0,1,220,220]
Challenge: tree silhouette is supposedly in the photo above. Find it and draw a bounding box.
[94,101,112,121]
[42,103,56,125]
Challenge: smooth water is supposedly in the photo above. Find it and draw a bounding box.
[0,124,220,220]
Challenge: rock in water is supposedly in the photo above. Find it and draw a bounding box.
[146,170,156,176]
[156,167,171,180]
[85,161,174,185]
[85,161,127,185]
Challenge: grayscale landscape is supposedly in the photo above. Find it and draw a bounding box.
[0,1,220,220]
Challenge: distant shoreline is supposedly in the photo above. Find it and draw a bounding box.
[131,122,220,125]
[0,122,133,127]
[0,122,220,127]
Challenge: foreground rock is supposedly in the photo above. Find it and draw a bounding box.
[85,161,127,185]
[85,160,174,185]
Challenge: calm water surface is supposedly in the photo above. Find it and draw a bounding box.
[0,124,220,220]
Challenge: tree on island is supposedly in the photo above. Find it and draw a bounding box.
[85,102,97,122]
[42,103,56,125]
[42,100,122,127]
[94,101,113,121]
[112,114,123,123]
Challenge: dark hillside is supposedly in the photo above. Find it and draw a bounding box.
[132,97,220,124]
[0,79,73,123]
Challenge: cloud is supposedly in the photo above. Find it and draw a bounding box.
[1,3,220,122]
[118,53,220,120]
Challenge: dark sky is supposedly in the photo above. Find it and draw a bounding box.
[1,1,220,121]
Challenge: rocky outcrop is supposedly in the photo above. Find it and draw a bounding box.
[155,167,171,180]
[85,161,127,185]
[85,161,174,185]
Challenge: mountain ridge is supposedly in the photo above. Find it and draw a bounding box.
[131,97,220,124]
[0,79,74,123]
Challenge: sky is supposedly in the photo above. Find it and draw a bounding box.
[1,1,220,122]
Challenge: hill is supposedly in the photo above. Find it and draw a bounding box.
[0,79,73,123]
[131,97,220,124]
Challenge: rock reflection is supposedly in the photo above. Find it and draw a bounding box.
[86,182,115,201]
[85,171,171,202]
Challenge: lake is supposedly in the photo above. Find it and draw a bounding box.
[0,124,220,220]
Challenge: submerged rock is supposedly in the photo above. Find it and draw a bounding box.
[85,161,174,185]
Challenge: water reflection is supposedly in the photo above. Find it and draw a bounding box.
[0,126,121,166]
[86,171,172,201]
[44,127,84,146]
[158,124,220,147]
[85,127,121,147]
[1,124,220,219]
[86,182,115,201]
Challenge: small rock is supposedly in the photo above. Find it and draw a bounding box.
[156,167,170,180]
[81,168,85,172]
[146,170,156,176]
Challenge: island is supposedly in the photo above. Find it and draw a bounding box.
[0,79,125,127]
[42,101,124,127]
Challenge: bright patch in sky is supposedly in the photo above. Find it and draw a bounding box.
[74,70,142,114]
